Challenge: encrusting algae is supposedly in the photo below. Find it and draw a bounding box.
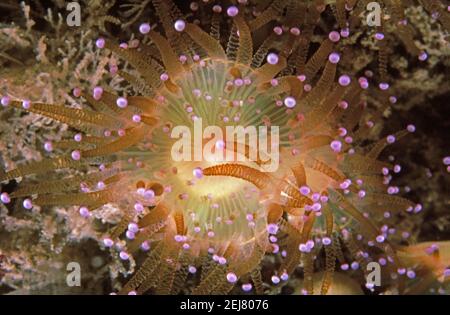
[0,0,449,295]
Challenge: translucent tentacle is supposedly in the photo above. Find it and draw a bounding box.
[10,168,119,198]
[147,31,185,79]
[253,56,287,84]
[1,156,111,182]
[8,101,122,132]
[203,163,272,190]
[104,40,163,89]
[119,242,164,294]
[250,267,265,294]
[304,39,334,80]
[303,252,315,294]
[138,203,171,228]
[321,241,336,295]
[366,130,409,159]
[82,125,152,158]
[184,23,227,59]
[233,16,253,66]
[210,11,221,40]
[248,0,289,32]
[34,189,115,206]
[329,190,379,239]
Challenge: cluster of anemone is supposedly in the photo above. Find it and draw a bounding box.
[1,0,449,295]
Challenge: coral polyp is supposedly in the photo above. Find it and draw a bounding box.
[0,0,449,295]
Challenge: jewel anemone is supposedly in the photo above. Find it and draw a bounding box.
[1,0,449,295]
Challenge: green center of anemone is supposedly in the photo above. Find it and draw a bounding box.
[126,59,292,243]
